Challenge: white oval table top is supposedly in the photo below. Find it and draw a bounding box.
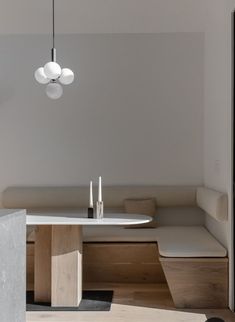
[26,209,151,226]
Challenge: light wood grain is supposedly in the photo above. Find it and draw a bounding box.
[51,225,83,307]
[160,257,228,308]
[84,263,165,283]
[26,283,235,322]
[28,242,166,286]
[85,282,174,308]
[29,240,229,309]
[34,225,52,302]
[160,257,228,263]
[26,243,34,290]
[83,243,165,283]
[84,243,160,262]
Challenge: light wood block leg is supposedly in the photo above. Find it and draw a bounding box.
[34,226,52,302]
[51,225,83,307]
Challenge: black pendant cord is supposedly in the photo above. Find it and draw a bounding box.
[52,0,55,48]
[51,0,56,62]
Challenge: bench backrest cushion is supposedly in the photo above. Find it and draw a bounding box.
[2,186,197,208]
[196,187,228,222]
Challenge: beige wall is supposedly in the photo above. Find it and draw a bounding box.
[204,0,231,248]
[0,33,204,205]
[204,0,234,309]
[0,0,233,308]
[0,0,206,34]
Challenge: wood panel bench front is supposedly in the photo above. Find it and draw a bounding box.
[26,241,228,309]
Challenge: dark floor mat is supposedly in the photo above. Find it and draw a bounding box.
[26,290,113,311]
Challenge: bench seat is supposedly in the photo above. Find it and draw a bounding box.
[157,226,228,308]
[28,224,227,258]
[157,226,227,258]
[82,225,227,257]
[83,226,160,242]
[9,185,228,309]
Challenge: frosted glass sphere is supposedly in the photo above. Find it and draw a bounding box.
[34,67,50,84]
[46,82,63,99]
[59,68,74,85]
[44,62,62,79]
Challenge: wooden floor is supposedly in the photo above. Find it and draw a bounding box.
[26,283,235,322]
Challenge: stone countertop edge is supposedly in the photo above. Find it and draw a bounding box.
[0,209,26,218]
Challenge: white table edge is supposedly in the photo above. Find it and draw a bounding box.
[26,213,152,226]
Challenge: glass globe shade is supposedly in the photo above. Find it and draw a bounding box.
[59,68,74,85]
[34,67,50,84]
[46,82,63,99]
[44,62,62,80]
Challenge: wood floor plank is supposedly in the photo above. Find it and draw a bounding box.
[26,283,235,322]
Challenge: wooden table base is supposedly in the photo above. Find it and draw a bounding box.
[34,226,52,303]
[34,225,83,307]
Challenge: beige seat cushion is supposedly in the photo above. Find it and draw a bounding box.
[83,226,159,242]
[157,226,227,257]
[84,226,227,258]
[124,198,157,228]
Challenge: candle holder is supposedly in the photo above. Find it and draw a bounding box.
[88,207,94,218]
[88,180,94,218]
[96,201,104,219]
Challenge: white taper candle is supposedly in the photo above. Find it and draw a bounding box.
[98,176,102,202]
[89,181,93,207]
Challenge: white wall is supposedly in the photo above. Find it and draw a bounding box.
[0,33,204,205]
[204,0,231,248]
[0,0,205,34]
[204,0,234,308]
[0,0,232,309]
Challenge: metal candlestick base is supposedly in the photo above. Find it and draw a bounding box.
[96,201,104,219]
[88,207,94,218]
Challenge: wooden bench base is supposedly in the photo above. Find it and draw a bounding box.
[159,257,228,308]
[27,242,166,287]
[27,242,229,309]
[83,242,166,283]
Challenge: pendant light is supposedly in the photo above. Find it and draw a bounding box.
[34,0,74,99]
